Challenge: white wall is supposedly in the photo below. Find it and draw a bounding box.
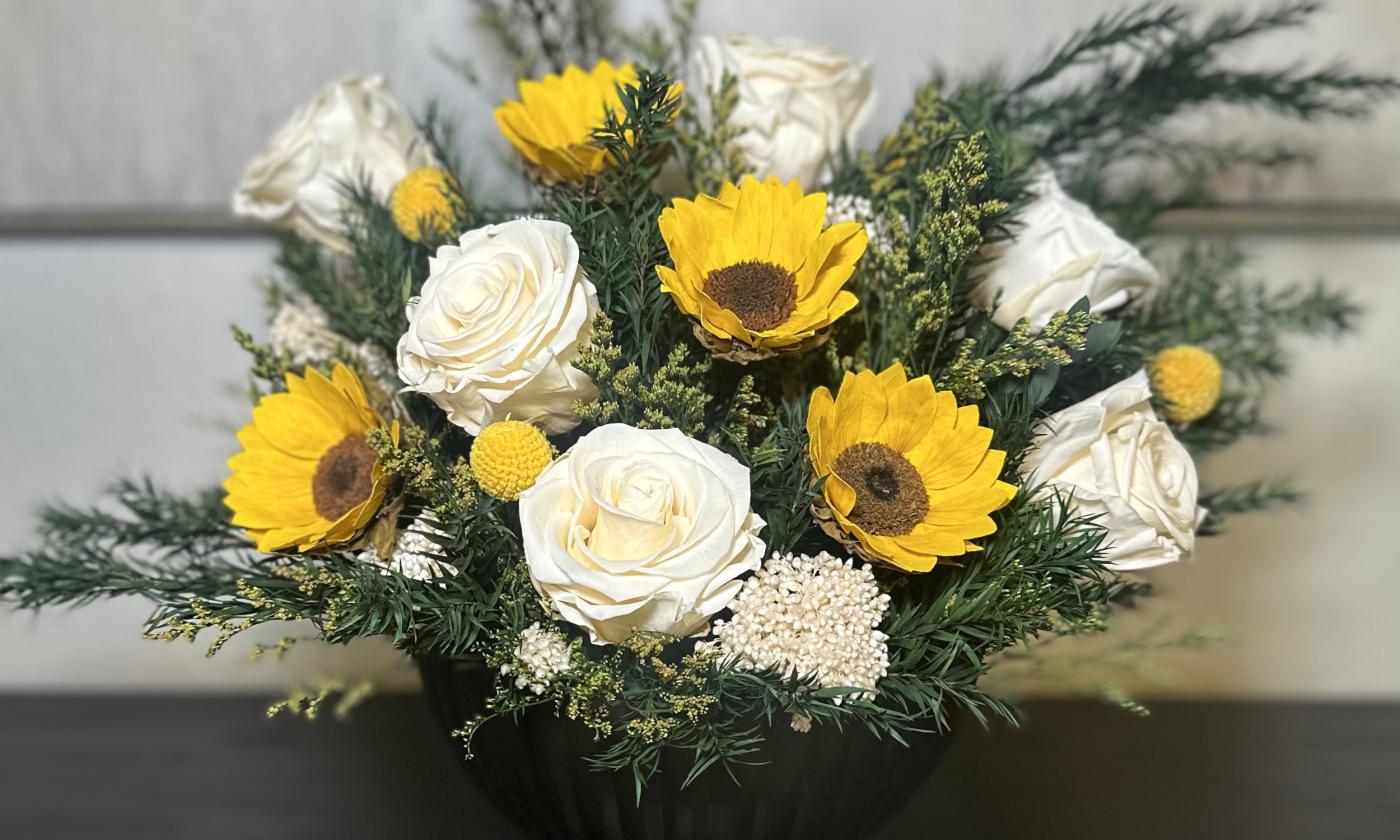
[1,0,1397,696]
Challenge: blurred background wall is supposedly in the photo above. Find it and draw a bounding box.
[0,0,1396,696]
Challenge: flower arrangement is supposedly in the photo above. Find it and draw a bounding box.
[2,0,1394,804]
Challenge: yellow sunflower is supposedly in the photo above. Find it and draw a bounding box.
[657,176,868,360]
[495,59,641,182]
[224,364,399,553]
[807,363,1017,572]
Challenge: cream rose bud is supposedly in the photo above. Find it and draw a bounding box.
[520,424,767,645]
[692,36,875,188]
[233,75,434,253]
[974,170,1160,333]
[397,218,598,435]
[1021,370,1206,571]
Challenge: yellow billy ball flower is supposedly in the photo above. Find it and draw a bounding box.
[657,175,868,361]
[494,60,641,183]
[391,167,459,242]
[224,364,399,553]
[1150,344,1223,423]
[471,420,555,501]
[807,363,1017,573]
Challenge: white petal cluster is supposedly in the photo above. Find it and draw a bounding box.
[706,551,890,702]
[359,513,458,581]
[269,295,395,384]
[502,622,573,695]
[825,193,902,254]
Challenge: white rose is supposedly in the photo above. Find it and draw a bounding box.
[396,218,598,435]
[520,424,767,645]
[233,75,434,253]
[974,170,1160,333]
[692,36,875,188]
[1021,371,1206,571]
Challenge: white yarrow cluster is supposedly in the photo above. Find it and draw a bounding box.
[705,551,891,702]
[502,622,573,694]
[359,513,457,581]
[269,295,395,383]
[269,296,341,365]
[825,193,902,254]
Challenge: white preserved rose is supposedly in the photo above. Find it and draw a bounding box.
[692,36,875,188]
[233,75,434,253]
[974,170,1160,332]
[397,218,598,435]
[1021,370,1206,571]
[519,424,767,645]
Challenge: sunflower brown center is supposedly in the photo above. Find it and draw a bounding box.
[703,260,797,332]
[312,434,377,521]
[832,442,929,536]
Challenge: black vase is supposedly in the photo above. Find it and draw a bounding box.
[418,657,955,840]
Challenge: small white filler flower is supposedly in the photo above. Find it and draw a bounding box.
[825,193,903,254]
[502,622,573,695]
[705,551,891,706]
[269,295,395,383]
[358,512,457,581]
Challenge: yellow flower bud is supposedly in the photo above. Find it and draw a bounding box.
[1150,344,1223,423]
[470,420,554,501]
[390,167,459,242]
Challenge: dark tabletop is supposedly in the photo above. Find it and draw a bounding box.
[1,694,1396,839]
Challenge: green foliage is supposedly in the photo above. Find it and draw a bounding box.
[857,94,1025,374]
[1119,240,1355,502]
[366,425,481,533]
[338,181,431,351]
[470,0,619,78]
[1004,1,1400,231]
[1010,1,1400,161]
[549,68,688,376]
[1198,479,1304,537]
[231,324,293,395]
[267,678,376,721]
[676,69,747,195]
[936,307,1100,404]
[573,314,712,435]
[620,0,700,74]
[879,492,1113,729]
[456,0,698,85]
[742,400,819,555]
[1129,241,1355,381]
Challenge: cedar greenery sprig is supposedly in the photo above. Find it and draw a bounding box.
[742,399,820,556]
[677,69,747,195]
[1006,1,1400,234]
[1011,1,1400,163]
[1127,240,1356,383]
[550,68,688,376]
